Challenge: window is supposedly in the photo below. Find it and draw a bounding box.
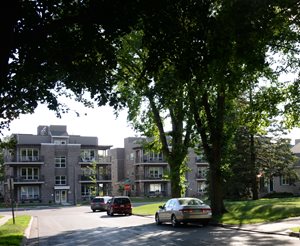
[81,150,95,161]
[55,176,66,185]
[129,152,134,161]
[55,156,66,168]
[54,139,67,144]
[197,182,207,193]
[21,168,39,180]
[149,167,163,178]
[150,183,162,192]
[281,175,289,185]
[20,186,39,200]
[197,167,207,178]
[81,184,95,196]
[81,167,95,176]
[20,148,39,161]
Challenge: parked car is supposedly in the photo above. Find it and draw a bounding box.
[90,196,112,212]
[106,196,132,216]
[155,197,212,227]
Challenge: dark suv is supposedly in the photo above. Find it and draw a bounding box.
[106,196,132,216]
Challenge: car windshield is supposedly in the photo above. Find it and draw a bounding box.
[178,199,203,206]
[93,198,104,203]
[114,198,130,204]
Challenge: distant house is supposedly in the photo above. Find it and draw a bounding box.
[259,139,300,197]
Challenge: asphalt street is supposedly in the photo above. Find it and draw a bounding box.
[0,206,299,246]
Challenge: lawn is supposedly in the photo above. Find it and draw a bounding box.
[133,197,300,225]
[133,202,165,215]
[0,215,31,246]
[218,197,300,225]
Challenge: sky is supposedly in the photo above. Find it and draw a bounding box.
[1,96,300,148]
[1,100,138,148]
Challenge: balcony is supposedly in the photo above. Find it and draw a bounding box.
[79,174,112,183]
[195,174,207,180]
[135,174,165,181]
[6,175,45,184]
[4,155,44,165]
[134,157,168,165]
[79,156,112,164]
[195,157,208,164]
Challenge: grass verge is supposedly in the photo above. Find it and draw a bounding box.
[132,197,300,225]
[290,227,300,233]
[215,197,300,225]
[0,215,31,246]
[133,202,165,215]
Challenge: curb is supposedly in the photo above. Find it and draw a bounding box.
[211,222,300,238]
[21,216,33,246]
[289,231,300,238]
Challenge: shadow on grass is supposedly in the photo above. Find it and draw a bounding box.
[218,198,300,226]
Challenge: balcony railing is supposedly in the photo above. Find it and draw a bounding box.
[195,157,208,163]
[135,174,165,180]
[79,156,112,163]
[195,174,207,180]
[6,175,45,183]
[5,155,44,163]
[79,174,112,181]
[134,156,167,164]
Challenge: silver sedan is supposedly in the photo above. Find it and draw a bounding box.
[155,197,212,227]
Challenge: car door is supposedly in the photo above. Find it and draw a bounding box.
[165,199,175,222]
[159,200,171,222]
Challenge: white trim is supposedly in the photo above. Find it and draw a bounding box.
[54,186,70,190]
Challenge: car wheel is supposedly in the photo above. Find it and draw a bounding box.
[155,214,162,225]
[92,209,95,212]
[107,210,110,216]
[171,215,178,227]
[109,208,114,216]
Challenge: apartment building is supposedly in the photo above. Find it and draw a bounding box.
[3,126,210,204]
[4,125,114,205]
[121,137,209,197]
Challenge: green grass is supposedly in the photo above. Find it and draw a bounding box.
[133,202,165,215]
[0,215,31,246]
[130,197,170,203]
[290,227,300,232]
[216,197,300,225]
[132,197,300,225]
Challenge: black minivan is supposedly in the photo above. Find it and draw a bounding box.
[106,196,132,216]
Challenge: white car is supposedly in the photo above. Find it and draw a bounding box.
[155,197,212,227]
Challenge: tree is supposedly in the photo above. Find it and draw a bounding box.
[0,136,17,182]
[136,0,300,216]
[115,31,195,197]
[225,127,298,200]
[0,0,146,130]
[1,0,300,217]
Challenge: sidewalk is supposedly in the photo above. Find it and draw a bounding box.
[214,216,300,238]
[0,214,12,226]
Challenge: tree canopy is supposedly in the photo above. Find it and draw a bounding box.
[1,0,300,216]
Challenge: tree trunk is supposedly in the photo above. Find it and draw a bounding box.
[250,133,258,200]
[209,146,226,216]
[168,160,183,198]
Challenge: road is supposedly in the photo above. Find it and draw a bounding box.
[1,206,299,245]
